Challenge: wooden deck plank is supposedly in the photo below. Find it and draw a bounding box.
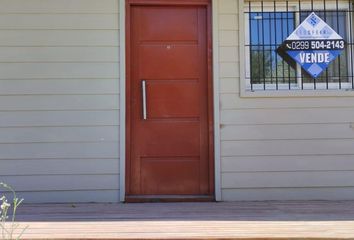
[12,201,354,239]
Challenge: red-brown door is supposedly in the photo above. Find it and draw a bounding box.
[126,0,214,201]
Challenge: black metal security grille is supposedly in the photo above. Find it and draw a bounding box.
[245,0,354,91]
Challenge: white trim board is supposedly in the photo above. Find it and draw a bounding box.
[119,0,126,202]
[212,0,222,202]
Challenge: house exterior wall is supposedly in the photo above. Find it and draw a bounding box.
[0,0,120,203]
[0,0,354,203]
[219,0,354,201]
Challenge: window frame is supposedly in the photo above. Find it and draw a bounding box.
[240,0,354,97]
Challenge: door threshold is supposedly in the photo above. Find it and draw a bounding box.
[125,195,215,203]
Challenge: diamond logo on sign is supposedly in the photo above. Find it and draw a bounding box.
[278,12,345,78]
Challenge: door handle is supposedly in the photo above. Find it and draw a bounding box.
[142,80,147,120]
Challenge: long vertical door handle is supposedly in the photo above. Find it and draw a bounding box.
[142,80,147,120]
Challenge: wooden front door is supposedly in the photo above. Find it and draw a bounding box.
[126,0,214,201]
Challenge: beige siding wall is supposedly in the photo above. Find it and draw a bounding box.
[0,0,120,203]
[1,0,354,203]
[217,0,354,201]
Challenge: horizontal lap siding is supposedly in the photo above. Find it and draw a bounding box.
[0,79,119,94]
[218,0,354,201]
[2,175,119,191]
[0,63,119,79]
[3,0,353,203]
[0,159,119,175]
[17,190,120,203]
[0,47,119,62]
[222,155,354,172]
[221,124,354,140]
[222,188,354,201]
[0,0,120,203]
[0,111,119,127]
[0,14,119,30]
[0,0,119,13]
[0,126,119,143]
[0,31,119,46]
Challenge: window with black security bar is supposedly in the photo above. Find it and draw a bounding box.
[244,0,354,91]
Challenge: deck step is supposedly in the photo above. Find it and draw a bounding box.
[15,201,354,240]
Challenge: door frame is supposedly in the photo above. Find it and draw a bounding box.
[119,0,222,202]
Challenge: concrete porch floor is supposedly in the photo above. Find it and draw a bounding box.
[13,201,354,239]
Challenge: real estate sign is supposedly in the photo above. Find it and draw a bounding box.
[278,12,345,78]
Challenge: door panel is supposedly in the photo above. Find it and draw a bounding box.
[141,157,200,194]
[147,80,200,118]
[139,45,199,79]
[138,122,200,156]
[139,7,198,41]
[127,1,213,199]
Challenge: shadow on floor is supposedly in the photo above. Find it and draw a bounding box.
[16,201,354,222]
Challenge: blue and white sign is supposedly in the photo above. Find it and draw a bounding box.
[279,12,345,78]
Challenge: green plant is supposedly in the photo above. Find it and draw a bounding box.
[0,183,27,240]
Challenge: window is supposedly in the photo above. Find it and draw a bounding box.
[244,0,354,91]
